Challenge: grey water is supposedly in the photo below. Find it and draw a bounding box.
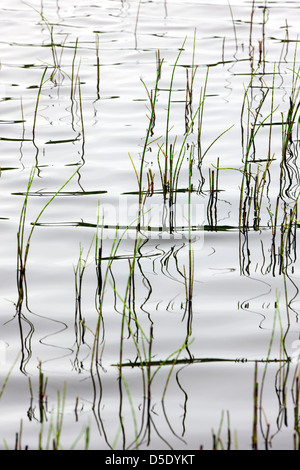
[0,0,300,450]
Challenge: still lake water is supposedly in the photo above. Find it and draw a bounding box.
[0,0,300,450]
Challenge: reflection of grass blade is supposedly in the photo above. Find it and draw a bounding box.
[17,166,79,315]
[33,67,48,142]
[0,353,20,400]
[116,356,288,368]
[201,124,234,161]
[24,168,79,269]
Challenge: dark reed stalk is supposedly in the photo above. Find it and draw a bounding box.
[74,396,79,422]
[38,361,48,424]
[96,243,103,308]
[146,168,155,198]
[69,40,82,138]
[292,369,300,450]
[226,411,231,450]
[146,324,154,446]
[239,228,251,276]
[207,160,220,230]
[95,202,104,307]
[77,75,85,146]
[185,68,191,135]
[27,376,34,421]
[95,33,100,100]
[261,1,267,73]
[212,431,217,450]
[222,37,226,63]
[156,49,162,80]
[74,245,84,326]
[20,95,25,140]
[252,361,258,450]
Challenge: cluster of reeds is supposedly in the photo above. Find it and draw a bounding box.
[206,289,299,451]
[238,65,276,232]
[0,358,90,450]
[235,49,300,278]
[85,208,194,447]
[13,5,99,373]
[129,36,233,235]
[211,410,233,450]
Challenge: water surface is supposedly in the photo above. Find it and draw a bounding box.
[0,0,300,450]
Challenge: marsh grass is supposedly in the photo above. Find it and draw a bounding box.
[3,4,300,448]
[24,2,68,87]
[71,37,300,449]
[35,379,90,451]
[239,67,279,230]
[0,358,90,450]
[131,41,233,235]
[79,207,198,448]
[14,64,80,373]
[210,409,236,451]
